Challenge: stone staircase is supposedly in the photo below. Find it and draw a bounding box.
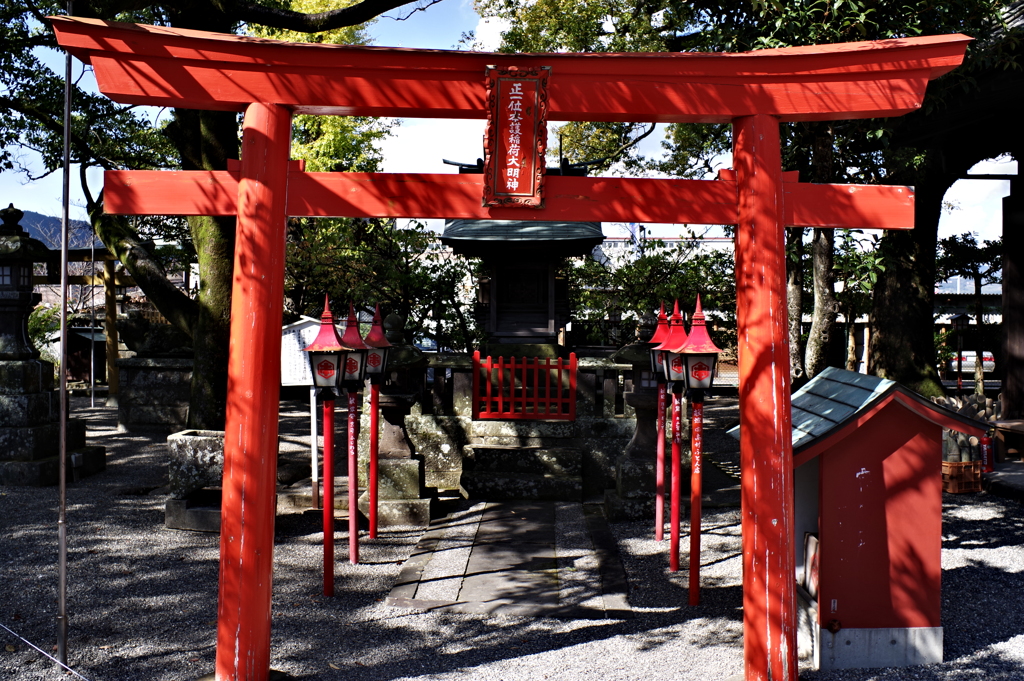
[460,446,583,501]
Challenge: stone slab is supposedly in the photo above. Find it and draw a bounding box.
[165,490,222,533]
[357,494,432,528]
[0,419,86,461]
[0,360,54,395]
[0,445,105,486]
[461,471,582,502]
[387,500,632,619]
[0,392,59,427]
[356,457,422,499]
[464,446,582,476]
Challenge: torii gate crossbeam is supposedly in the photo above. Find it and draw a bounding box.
[51,17,968,681]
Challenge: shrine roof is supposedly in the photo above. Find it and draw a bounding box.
[728,367,986,461]
[441,219,603,256]
[50,17,971,124]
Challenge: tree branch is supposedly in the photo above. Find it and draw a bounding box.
[229,0,426,32]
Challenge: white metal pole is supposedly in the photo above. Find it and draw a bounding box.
[56,0,74,667]
[310,385,320,509]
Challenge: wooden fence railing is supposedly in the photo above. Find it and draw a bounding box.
[472,351,577,420]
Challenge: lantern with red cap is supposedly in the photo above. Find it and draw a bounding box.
[304,296,351,396]
[655,299,689,384]
[362,304,392,385]
[648,302,671,380]
[677,295,721,392]
[339,304,369,390]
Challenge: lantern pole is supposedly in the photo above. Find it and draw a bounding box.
[656,383,667,541]
[648,302,670,542]
[341,305,369,565]
[677,294,722,606]
[689,389,704,603]
[303,296,349,597]
[670,385,683,572]
[322,396,335,596]
[654,299,688,568]
[362,304,392,539]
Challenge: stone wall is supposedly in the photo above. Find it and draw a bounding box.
[396,355,635,498]
[117,357,192,431]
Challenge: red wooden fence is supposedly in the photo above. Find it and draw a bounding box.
[472,351,577,420]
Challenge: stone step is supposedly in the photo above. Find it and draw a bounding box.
[461,471,582,502]
[463,446,582,476]
[0,446,105,486]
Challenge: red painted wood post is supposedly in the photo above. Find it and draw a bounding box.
[216,102,291,681]
[656,383,667,541]
[322,399,335,597]
[369,383,380,539]
[689,396,704,605]
[348,390,360,564]
[670,389,683,572]
[733,113,798,681]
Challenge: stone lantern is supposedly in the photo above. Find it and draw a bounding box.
[0,205,105,485]
[604,313,674,520]
[0,204,53,359]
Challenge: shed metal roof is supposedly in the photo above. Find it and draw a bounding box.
[728,366,986,456]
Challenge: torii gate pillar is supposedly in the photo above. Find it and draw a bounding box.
[734,114,797,679]
[216,102,292,679]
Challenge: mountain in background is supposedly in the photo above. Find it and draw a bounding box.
[16,210,100,250]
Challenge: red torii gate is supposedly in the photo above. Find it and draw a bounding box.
[51,17,968,681]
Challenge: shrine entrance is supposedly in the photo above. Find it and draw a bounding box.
[52,17,968,681]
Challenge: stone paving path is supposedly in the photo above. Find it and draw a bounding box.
[387,500,631,619]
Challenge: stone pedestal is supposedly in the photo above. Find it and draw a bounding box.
[0,360,105,485]
[164,429,311,532]
[358,391,432,527]
[604,388,682,521]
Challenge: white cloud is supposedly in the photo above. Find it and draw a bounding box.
[473,16,509,51]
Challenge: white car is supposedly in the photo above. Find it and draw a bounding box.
[949,351,995,373]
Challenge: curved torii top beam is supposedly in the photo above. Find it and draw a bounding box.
[50,16,969,123]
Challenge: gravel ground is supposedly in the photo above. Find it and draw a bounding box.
[2,397,1023,680]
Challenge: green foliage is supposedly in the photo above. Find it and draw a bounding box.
[28,304,60,365]
[833,231,884,317]
[934,328,955,369]
[285,217,480,352]
[569,237,736,348]
[936,232,1003,288]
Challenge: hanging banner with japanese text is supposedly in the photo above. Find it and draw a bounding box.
[483,65,549,208]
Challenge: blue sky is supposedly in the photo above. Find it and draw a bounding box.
[0,1,1013,246]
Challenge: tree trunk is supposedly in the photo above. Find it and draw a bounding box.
[803,124,837,379]
[787,227,806,384]
[804,227,838,378]
[869,160,952,397]
[846,310,858,371]
[164,105,240,429]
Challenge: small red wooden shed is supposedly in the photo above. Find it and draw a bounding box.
[788,367,985,670]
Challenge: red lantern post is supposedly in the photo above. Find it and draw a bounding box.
[340,305,369,564]
[303,296,351,597]
[655,300,689,570]
[677,295,722,606]
[362,305,392,539]
[647,302,671,542]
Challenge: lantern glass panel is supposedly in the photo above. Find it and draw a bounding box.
[650,348,665,375]
[364,347,388,376]
[665,351,688,382]
[341,349,367,385]
[309,352,341,389]
[684,353,718,390]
